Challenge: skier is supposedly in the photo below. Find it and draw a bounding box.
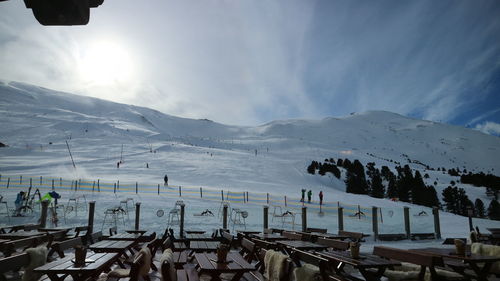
[301,189,306,202]
[307,190,312,203]
[117,162,120,168]
[14,191,26,216]
[164,174,169,186]
[319,191,323,206]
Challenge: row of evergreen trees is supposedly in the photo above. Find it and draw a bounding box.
[307,158,500,220]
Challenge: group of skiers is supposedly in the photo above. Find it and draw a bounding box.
[301,189,324,205]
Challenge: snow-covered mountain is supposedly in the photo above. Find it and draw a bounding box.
[0,80,499,210]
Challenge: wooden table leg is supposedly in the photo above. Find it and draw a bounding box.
[469,261,492,281]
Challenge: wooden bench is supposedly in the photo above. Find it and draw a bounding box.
[282,231,302,240]
[0,234,52,257]
[316,237,350,251]
[242,248,292,281]
[338,230,365,242]
[290,249,331,281]
[373,246,452,281]
[307,227,328,233]
[83,231,103,245]
[378,233,407,241]
[251,238,280,251]
[161,237,190,269]
[221,230,234,247]
[411,233,436,240]
[48,237,83,258]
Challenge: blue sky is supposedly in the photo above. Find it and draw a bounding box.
[0,1,499,135]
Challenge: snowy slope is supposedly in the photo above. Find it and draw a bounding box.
[0,80,499,214]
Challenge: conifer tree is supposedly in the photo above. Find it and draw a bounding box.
[474,198,486,218]
[488,200,500,220]
[370,171,385,198]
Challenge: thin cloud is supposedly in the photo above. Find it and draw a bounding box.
[475,121,500,136]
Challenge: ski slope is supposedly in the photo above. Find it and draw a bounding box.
[0,80,499,245]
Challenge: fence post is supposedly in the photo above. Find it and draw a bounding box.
[263,205,269,231]
[20,175,22,184]
[79,179,82,190]
[179,186,182,197]
[135,203,141,230]
[92,181,95,192]
[136,182,138,194]
[6,177,10,188]
[372,206,378,241]
[97,179,100,192]
[30,178,32,188]
[404,207,411,239]
[433,207,441,239]
[40,176,42,186]
[88,201,95,233]
[117,180,119,190]
[243,192,245,203]
[221,190,224,201]
[284,196,287,207]
[157,184,160,195]
[52,179,54,191]
[60,177,62,187]
[39,200,49,228]
[302,207,307,232]
[267,193,269,204]
[246,192,249,203]
[114,183,116,193]
[180,203,185,238]
[338,207,344,231]
[223,204,228,230]
[467,207,474,232]
[200,187,203,198]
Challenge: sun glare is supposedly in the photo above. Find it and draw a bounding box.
[79,41,135,86]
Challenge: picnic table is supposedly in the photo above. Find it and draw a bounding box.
[236,230,261,236]
[189,241,220,253]
[184,233,213,241]
[276,240,328,253]
[88,239,136,266]
[410,247,500,281]
[318,250,401,281]
[195,252,255,281]
[104,232,143,241]
[251,233,287,241]
[185,230,206,234]
[34,252,119,281]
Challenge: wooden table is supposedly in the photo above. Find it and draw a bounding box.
[251,233,287,241]
[189,241,220,253]
[34,252,119,281]
[318,250,401,281]
[185,233,213,241]
[195,252,255,281]
[88,240,136,262]
[105,232,143,241]
[276,240,328,252]
[236,230,261,236]
[125,229,147,235]
[411,247,500,281]
[186,230,206,234]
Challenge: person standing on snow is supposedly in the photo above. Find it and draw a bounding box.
[319,191,323,206]
[307,190,312,203]
[164,174,169,186]
[301,189,306,202]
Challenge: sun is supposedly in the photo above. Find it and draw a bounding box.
[78,41,135,86]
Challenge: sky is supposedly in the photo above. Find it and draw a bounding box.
[0,0,499,135]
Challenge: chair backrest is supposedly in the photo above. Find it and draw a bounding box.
[109,226,117,236]
[23,224,40,231]
[307,227,328,233]
[129,251,147,281]
[49,229,71,241]
[49,237,83,258]
[271,228,284,234]
[74,226,89,238]
[283,231,302,240]
[290,249,330,281]
[162,236,172,251]
[316,237,350,251]
[221,230,233,245]
[338,230,364,241]
[239,238,256,262]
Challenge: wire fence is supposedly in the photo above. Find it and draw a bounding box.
[0,174,438,235]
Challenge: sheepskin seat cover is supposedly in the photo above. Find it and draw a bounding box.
[22,246,48,281]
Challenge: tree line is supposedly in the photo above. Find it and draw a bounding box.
[307,158,500,220]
